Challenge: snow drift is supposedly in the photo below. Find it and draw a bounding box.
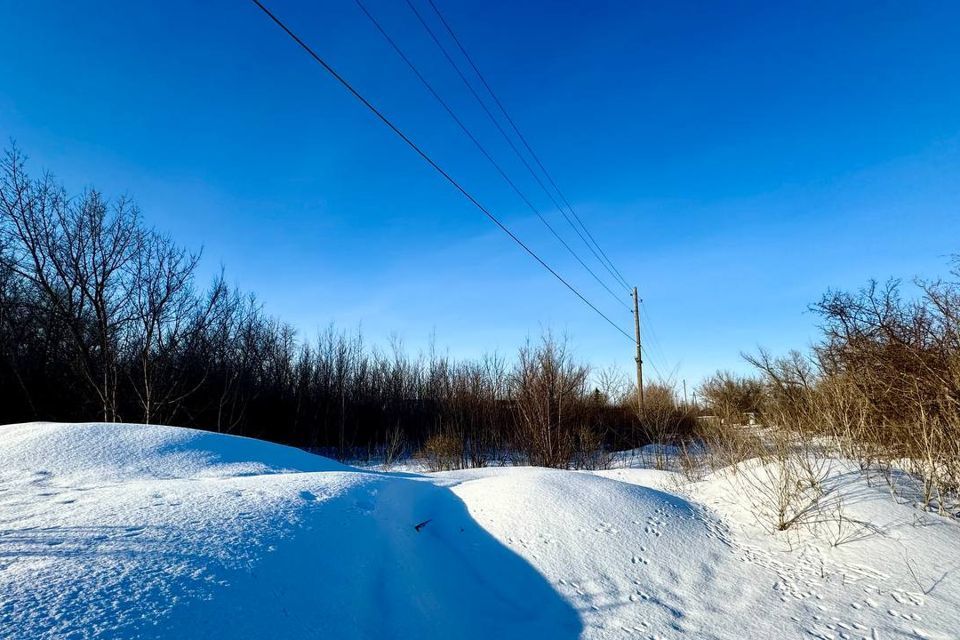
[0,423,578,639]
[2,422,959,639]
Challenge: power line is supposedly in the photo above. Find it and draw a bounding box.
[641,344,664,381]
[641,302,669,368]
[425,0,630,290]
[635,292,663,382]
[403,0,631,295]
[352,0,629,313]
[248,0,636,343]
[642,348,660,381]
[638,300,670,381]
[423,0,632,291]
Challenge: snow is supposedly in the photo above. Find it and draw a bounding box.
[0,423,576,639]
[598,464,960,639]
[2,423,959,639]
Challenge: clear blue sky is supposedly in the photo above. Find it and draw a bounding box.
[2,1,958,386]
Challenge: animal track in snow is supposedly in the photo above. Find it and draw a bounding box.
[595,522,619,535]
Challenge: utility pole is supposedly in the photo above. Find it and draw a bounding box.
[632,287,643,413]
[683,379,688,407]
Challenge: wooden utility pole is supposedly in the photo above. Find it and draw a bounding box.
[632,287,643,413]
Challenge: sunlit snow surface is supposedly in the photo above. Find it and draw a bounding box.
[1,423,958,639]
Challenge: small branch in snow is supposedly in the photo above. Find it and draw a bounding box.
[414,519,431,533]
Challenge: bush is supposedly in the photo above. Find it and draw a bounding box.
[570,425,613,470]
[697,371,764,425]
[511,334,588,468]
[739,264,960,515]
[418,432,466,472]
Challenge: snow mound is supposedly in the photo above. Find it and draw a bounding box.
[0,421,347,481]
[0,423,579,639]
[443,468,779,638]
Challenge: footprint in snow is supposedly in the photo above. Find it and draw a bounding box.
[353,499,375,512]
[595,523,618,534]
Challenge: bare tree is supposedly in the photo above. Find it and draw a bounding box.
[128,230,202,423]
[1,147,141,420]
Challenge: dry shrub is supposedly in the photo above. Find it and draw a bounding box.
[382,424,405,469]
[418,432,465,472]
[635,383,697,469]
[737,265,960,517]
[694,417,764,474]
[571,425,614,470]
[697,371,764,425]
[511,333,588,468]
[740,430,831,531]
[814,271,959,513]
[676,439,709,481]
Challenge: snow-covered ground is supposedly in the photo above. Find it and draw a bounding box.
[2,423,958,639]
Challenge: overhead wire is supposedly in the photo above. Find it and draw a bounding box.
[641,303,669,367]
[424,0,675,383]
[248,0,636,343]
[403,0,632,295]
[352,0,629,312]
[422,0,633,291]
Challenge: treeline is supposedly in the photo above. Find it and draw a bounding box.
[697,264,960,512]
[0,146,694,466]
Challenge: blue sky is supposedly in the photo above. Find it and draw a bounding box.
[2,1,958,386]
